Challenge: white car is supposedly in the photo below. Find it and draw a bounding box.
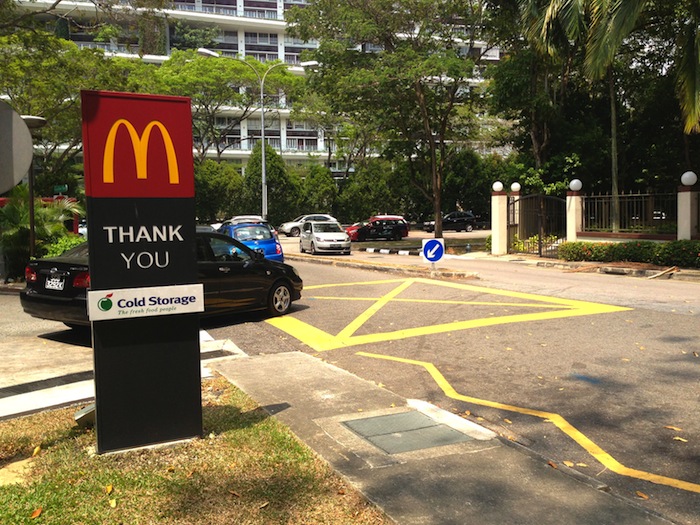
[299,221,351,255]
[279,214,337,237]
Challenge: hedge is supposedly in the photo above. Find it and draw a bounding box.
[558,240,700,268]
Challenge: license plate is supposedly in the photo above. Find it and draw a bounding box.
[45,277,65,291]
[330,244,341,249]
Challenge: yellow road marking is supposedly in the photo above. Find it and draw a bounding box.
[356,352,700,494]
[337,279,413,338]
[268,278,630,351]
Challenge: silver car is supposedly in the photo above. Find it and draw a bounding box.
[299,221,351,255]
[279,214,337,237]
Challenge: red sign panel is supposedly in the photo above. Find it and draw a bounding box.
[81,91,194,198]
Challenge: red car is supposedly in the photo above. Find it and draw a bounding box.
[345,215,409,241]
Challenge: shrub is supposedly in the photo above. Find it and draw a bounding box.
[43,235,86,257]
[652,240,700,268]
[608,241,657,262]
[559,240,700,268]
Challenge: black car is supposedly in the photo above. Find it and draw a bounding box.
[348,218,407,241]
[423,211,477,232]
[20,232,303,328]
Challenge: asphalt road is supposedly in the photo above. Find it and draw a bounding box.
[3,233,699,524]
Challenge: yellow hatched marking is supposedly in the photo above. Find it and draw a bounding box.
[357,352,700,494]
[337,279,414,338]
[268,278,630,352]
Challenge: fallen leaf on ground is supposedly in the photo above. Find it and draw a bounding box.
[664,425,683,432]
[673,437,688,442]
[547,461,558,469]
[635,491,649,500]
[563,461,574,467]
[109,499,117,508]
[105,484,113,495]
[30,508,42,519]
[32,446,41,457]
[503,419,512,424]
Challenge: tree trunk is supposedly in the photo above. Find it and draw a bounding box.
[609,66,620,232]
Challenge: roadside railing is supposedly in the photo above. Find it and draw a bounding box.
[583,192,677,234]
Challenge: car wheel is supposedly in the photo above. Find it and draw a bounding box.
[290,226,301,237]
[466,224,474,232]
[299,241,305,253]
[311,241,318,255]
[268,281,292,316]
[393,231,401,241]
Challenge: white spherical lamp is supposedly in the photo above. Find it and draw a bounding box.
[492,181,504,192]
[510,182,521,193]
[569,179,583,192]
[681,171,697,187]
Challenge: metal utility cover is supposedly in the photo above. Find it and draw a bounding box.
[343,411,472,454]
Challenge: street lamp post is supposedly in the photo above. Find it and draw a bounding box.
[21,115,47,258]
[197,48,287,220]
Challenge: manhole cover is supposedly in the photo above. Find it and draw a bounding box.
[343,411,472,454]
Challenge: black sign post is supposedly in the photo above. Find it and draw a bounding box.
[81,91,203,453]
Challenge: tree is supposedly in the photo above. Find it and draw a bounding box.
[530,0,700,227]
[335,159,398,222]
[159,50,300,165]
[0,33,146,190]
[299,164,337,213]
[194,160,243,222]
[287,0,481,237]
[241,143,302,226]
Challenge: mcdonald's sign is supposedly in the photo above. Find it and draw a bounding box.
[82,91,194,199]
[81,91,201,454]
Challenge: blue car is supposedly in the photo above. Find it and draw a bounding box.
[219,222,284,262]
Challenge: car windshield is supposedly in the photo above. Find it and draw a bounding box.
[313,223,343,233]
[233,225,273,241]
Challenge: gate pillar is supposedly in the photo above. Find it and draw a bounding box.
[566,190,583,242]
[491,182,508,255]
[678,172,698,240]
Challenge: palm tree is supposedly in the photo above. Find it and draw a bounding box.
[524,0,700,230]
[0,184,83,280]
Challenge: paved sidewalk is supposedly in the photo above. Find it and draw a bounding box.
[211,352,673,525]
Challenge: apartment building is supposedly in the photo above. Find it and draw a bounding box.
[17,0,330,172]
[16,0,499,173]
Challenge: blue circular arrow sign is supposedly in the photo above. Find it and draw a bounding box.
[422,238,444,262]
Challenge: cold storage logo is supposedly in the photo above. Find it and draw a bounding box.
[98,293,114,312]
[87,284,204,322]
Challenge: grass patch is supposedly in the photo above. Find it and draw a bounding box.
[0,376,391,524]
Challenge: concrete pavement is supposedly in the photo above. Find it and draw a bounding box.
[2,250,694,523]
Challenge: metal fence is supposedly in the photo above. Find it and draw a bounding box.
[583,192,677,234]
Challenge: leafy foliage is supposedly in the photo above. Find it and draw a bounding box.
[194,160,243,222]
[559,240,700,268]
[44,234,86,257]
[0,185,84,279]
[241,143,302,226]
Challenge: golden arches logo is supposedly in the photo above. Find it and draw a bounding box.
[103,119,179,184]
